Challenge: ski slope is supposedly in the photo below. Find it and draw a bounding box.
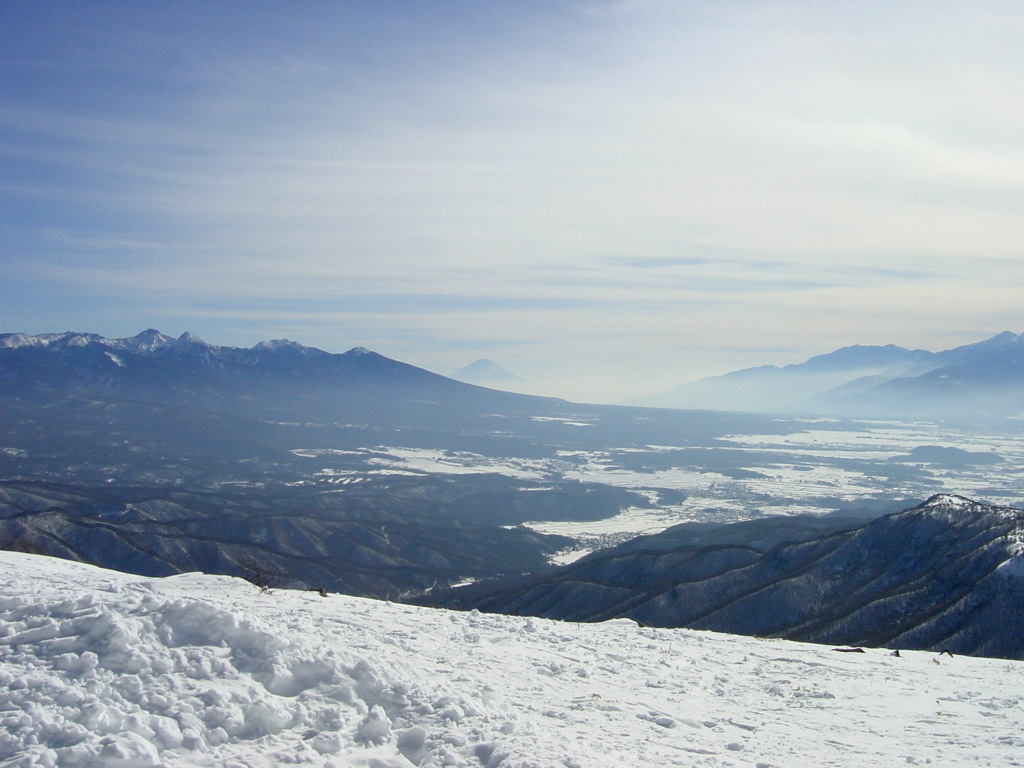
[1,551,1022,767]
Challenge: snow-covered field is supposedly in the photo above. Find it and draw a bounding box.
[3,552,1023,768]
[718,421,1024,507]
[288,420,1024,556]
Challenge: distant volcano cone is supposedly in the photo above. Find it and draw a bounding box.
[452,359,521,385]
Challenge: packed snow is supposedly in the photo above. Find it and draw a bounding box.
[3,551,1023,768]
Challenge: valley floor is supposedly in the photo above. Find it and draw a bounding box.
[2,551,1023,767]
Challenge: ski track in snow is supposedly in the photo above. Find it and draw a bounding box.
[2,552,1023,768]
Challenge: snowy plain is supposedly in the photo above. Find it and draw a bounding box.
[2,551,1023,768]
[288,419,1024,561]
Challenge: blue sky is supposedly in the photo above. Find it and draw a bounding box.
[3,1,1024,402]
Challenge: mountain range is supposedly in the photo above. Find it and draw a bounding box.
[0,330,655,596]
[0,330,552,428]
[5,330,1024,659]
[8,328,1024,422]
[0,479,574,598]
[643,331,1024,419]
[430,494,1024,659]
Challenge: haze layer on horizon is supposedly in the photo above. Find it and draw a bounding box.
[3,1,1023,403]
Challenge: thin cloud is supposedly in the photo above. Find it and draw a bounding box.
[3,1,1024,402]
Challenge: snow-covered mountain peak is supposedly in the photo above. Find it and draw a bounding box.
[0,332,41,348]
[918,493,980,511]
[0,331,101,349]
[917,493,1023,519]
[1,330,189,355]
[110,329,175,353]
[174,331,208,347]
[252,338,305,352]
[913,493,1024,524]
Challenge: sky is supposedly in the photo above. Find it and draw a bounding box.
[3,1,1024,403]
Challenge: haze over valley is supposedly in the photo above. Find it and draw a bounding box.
[3,330,1024,656]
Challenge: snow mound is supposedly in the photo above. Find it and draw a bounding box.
[2,551,1023,767]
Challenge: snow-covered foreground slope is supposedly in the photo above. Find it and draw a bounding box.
[2,552,1022,768]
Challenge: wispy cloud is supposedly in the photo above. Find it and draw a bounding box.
[3,1,1024,401]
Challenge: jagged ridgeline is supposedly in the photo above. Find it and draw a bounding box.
[428,495,1024,660]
